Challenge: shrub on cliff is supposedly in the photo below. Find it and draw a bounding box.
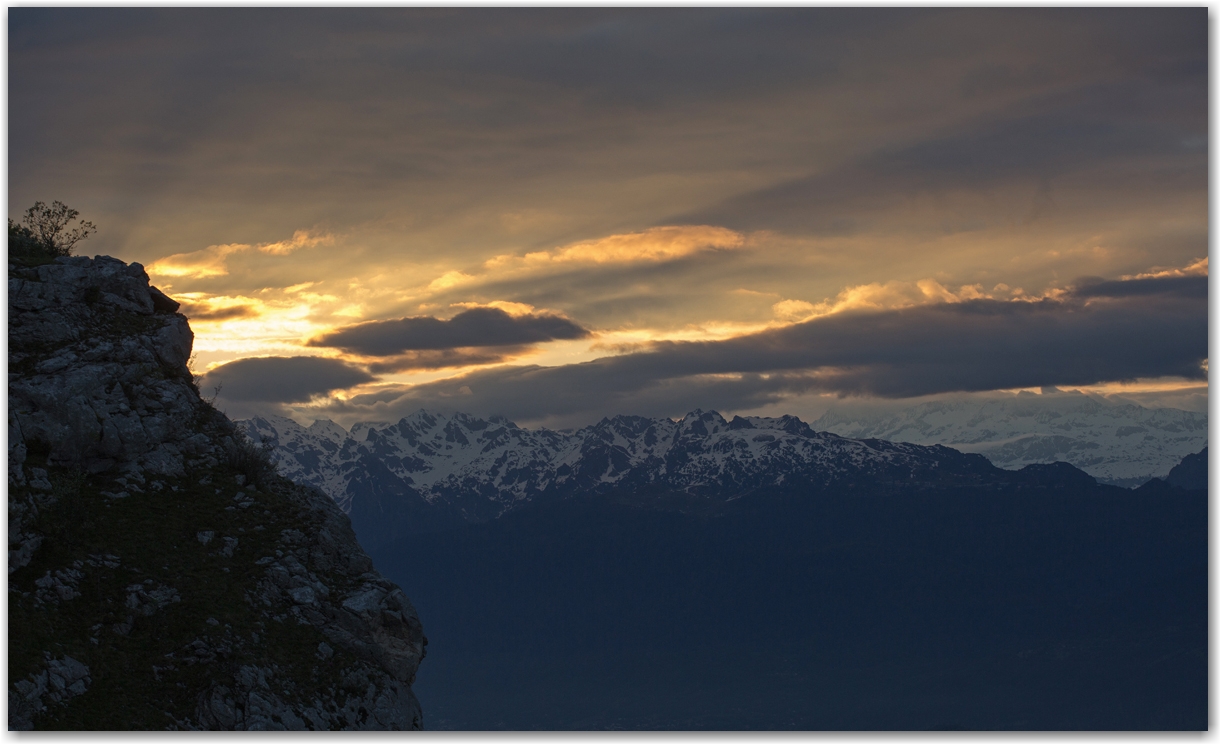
[9,201,96,262]
[223,433,279,490]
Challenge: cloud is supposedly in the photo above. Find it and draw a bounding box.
[772,279,992,322]
[450,300,538,316]
[677,79,1205,237]
[364,347,532,374]
[428,271,475,292]
[147,230,332,279]
[1104,384,1208,413]
[307,307,590,356]
[1072,274,1206,300]
[12,10,1203,274]
[293,272,1204,427]
[147,243,247,279]
[408,226,750,324]
[484,226,745,269]
[256,230,333,256]
[175,293,269,323]
[177,300,260,322]
[768,259,1205,328]
[202,355,375,403]
[415,237,772,333]
[10,10,1205,350]
[309,368,807,431]
[9,9,1206,429]
[1123,256,1207,281]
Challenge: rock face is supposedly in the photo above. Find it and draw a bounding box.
[9,255,196,480]
[9,254,425,730]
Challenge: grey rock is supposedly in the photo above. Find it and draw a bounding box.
[9,255,424,730]
[9,656,91,730]
[125,582,180,616]
[149,284,180,314]
[10,256,203,476]
[33,568,85,604]
[290,586,317,605]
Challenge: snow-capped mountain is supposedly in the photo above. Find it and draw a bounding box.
[812,389,1207,487]
[238,409,999,525]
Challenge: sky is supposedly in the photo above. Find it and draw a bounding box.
[9,8,1209,429]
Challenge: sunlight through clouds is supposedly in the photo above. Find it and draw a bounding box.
[15,9,1201,427]
[146,242,248,279]
[182,289,363,373]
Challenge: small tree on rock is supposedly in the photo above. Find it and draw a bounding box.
[9,201,97,258]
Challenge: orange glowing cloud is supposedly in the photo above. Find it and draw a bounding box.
[147,242,247,279]
[176,294,263,322]
[427,270,475,292]
[1123,256,1208,281]
[484,225,746,270]
[449,300,538,316]
[773,279,994,322]
[148,230,333,279]
[257,230,333,256]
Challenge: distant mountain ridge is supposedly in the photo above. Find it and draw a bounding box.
[812,390,1206,487]
[241,409,993,514]
[236,407,1174,545]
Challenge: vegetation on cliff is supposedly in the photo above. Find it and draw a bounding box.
[9,200,96,262]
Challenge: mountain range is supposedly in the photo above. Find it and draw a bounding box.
[238,398,1206,536]
[813,389,1206,487]
[239,408,1058,540]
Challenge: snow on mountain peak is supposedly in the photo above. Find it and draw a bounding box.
[306,418,350,445]
[237,408,951,516]
[813,392,1206,486]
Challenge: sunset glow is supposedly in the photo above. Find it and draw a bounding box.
[10,8,1206,429]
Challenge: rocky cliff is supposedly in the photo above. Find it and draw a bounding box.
[8,254,425,730]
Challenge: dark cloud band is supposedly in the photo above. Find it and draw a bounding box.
[365,347,531,374]
[307,307,589,356]
[202,356,375,403]
[178,302,259,321]
[1071,274,1206,299]
[313,273,1205,426]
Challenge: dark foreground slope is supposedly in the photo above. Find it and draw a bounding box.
[368,464,1205,729]
[8,254,425,729]
[1165,446,1208,491]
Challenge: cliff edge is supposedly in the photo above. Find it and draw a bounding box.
[8,254,426,730]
